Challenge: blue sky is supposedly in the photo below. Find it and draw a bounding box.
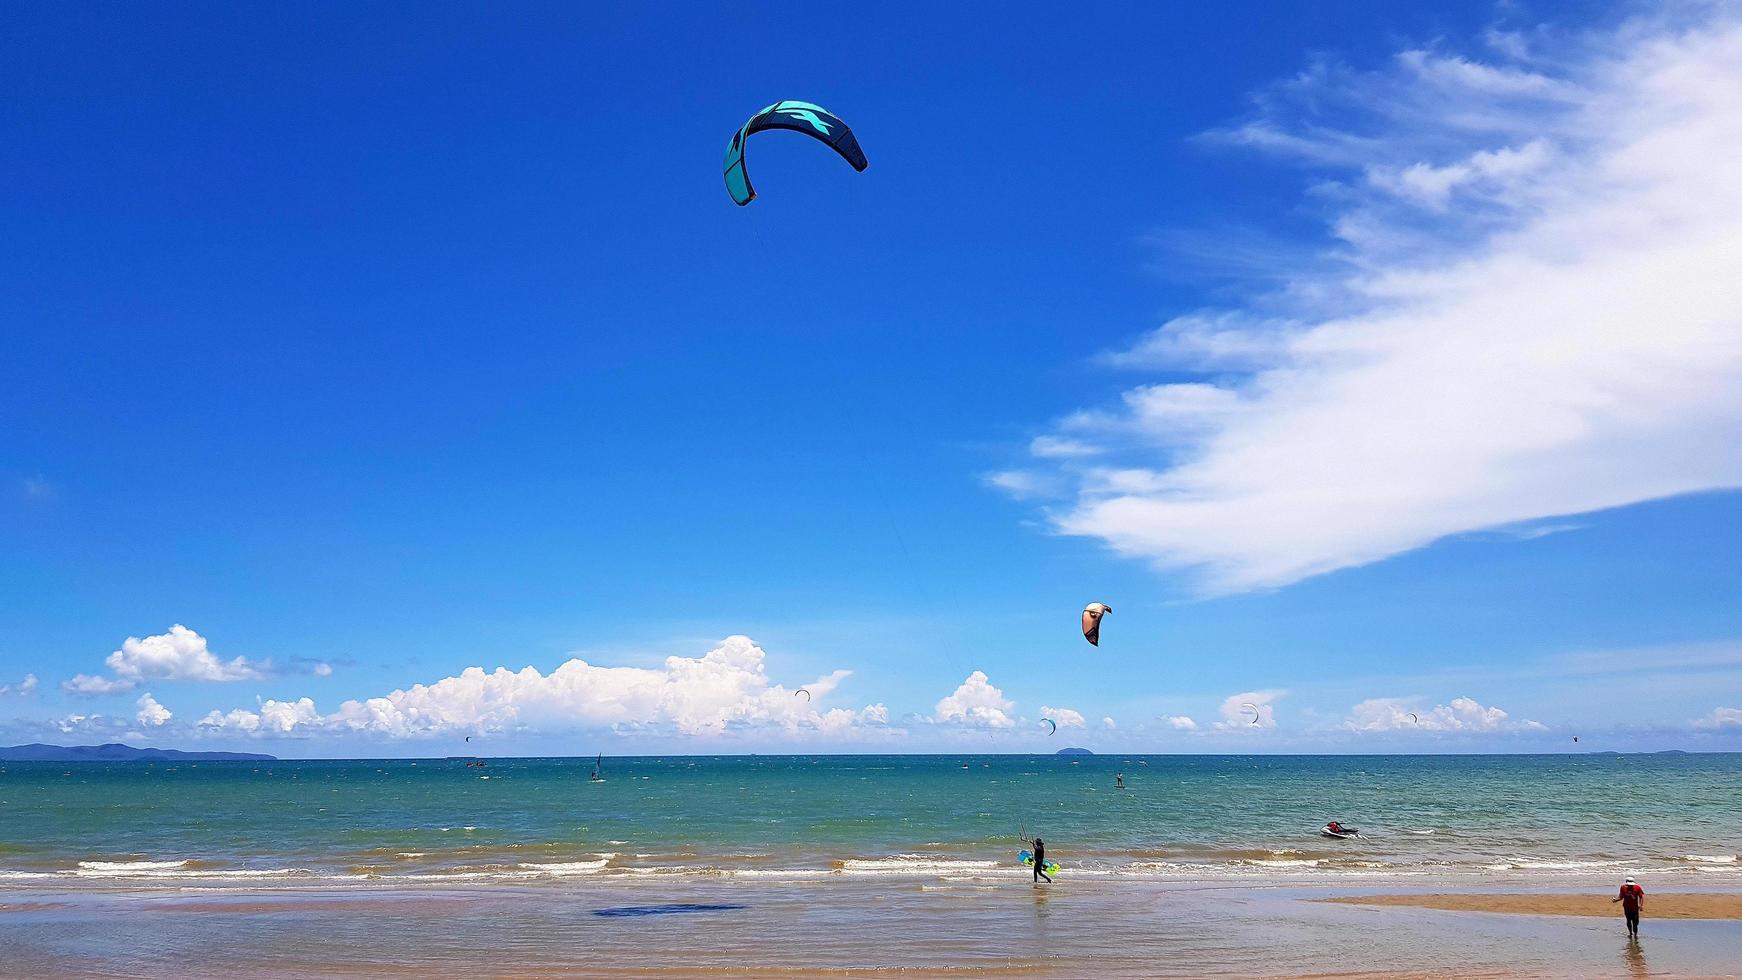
[4,1,1740,756]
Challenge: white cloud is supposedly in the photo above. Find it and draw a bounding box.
[1216,691,1285,730]
[1166,715,1198,731]
[201,697,319,735]
[933,670,1015,728]
[0,673,37,696]
[135,693,172,727]
[62,674,138,696]
[107,624,263,682]
[66,625,266,695]
[1039,706,1087,729]
[1343,695,1544,732]
[1019,14,1742,593]
[1101,716,1117,729]
[196,636,887,740]
[1694,706,1742,730]
[1030,436,1102,459]
[983,470,1060,500]
[313,662,334,677]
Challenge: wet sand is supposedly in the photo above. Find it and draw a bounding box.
[1322,891,1742,919]
[3,878,1741,978]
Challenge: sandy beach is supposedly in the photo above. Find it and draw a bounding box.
[1323,891,1742,919]
[4,879,1741,978]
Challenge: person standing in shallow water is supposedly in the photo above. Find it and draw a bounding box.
[1613,876,1645,936]
[1025,836,1051,884]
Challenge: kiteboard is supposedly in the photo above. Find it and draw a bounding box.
[1018,850,1061,875]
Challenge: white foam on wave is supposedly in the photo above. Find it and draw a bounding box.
[73,861,302,879]
[517,854,617,875]
[1483,859,1633,872]
[1683,854,1736,863]
[839,856,1001,875]
[77,860,188,873]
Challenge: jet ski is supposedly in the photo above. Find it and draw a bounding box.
[1321,823,1360,839]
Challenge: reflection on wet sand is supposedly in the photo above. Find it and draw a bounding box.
[1622,936,1647,979]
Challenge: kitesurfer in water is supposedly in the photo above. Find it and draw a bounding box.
[1115,772,1124,789]
[1024,836,1052,884]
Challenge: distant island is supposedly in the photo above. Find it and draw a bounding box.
[1055,747,1093,756]
[0,742,276,762]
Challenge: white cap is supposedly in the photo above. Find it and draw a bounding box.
[1624,876,1636,883]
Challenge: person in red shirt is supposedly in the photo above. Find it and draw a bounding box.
[1612,876,1645,936]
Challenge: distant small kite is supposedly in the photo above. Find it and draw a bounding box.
[1040,718,1058,736]
[795,689,811,702]
[1408,712,1419,725]
[1082,603,1112,646]
[1241,702,1260,726]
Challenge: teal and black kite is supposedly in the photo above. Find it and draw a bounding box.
[723,101,867,206]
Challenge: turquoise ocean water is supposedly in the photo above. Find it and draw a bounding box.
[3,753,1738,885]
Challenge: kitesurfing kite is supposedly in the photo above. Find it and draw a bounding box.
[723,101,867,206]
[1040,718,1058,736]
[795,688,811,702]
[1081,603,1111,646]
[1241,702,1260,726]
[1408,712,1419,725]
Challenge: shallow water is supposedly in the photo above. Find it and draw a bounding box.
[2,753,1737,886]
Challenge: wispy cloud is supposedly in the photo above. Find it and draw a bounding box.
[1694,706,1742,730]
[1002,13,1742,593]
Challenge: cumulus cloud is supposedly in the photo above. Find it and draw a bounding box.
[62,674,137,696]
[201,697,319,735]
[0,673,37,696]
[1102,716,1117,729]
[1343,695,1544,732]
[933,670,1016,728]
[135,693,172,727]
[1216,691,1284,730]
[196,636,888,740]
[1694,706,1742,730]
[1008,13,1742,593]
[1039,706,1087,730]
[1165,715,1199,731]
[64,625,266,695]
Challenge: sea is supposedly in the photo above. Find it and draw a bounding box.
[3,753,1739,977]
